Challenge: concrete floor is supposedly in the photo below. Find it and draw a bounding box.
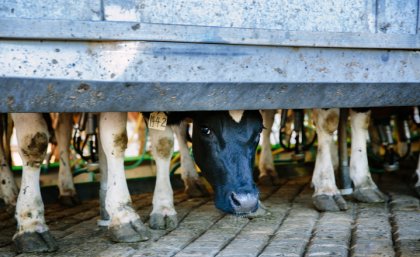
[0,172,419,257]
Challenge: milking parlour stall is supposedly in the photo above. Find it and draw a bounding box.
[0,0,420,256]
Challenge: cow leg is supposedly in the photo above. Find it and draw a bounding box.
[55,113,80,207]
[415,153,420,197]
[98,132,111,226]
[173,121,209,197]
[312,109,347,212]
[258,110,281,186]
[149,125,178,230]
[11,113,58,253]
[0,144,18,213]
[3,114,13,165]
[100,112,150,242]
[0,113,18,213]
[350,109,386,202]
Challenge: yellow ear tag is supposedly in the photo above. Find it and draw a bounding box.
[148,112,168,131]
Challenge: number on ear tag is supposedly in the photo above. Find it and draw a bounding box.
[148,112,168,131]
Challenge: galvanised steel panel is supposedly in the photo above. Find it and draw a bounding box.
[1,40,419,83]
[377,0,418,34]
[103,0,375,33]
[4,0,418,34]
[0,0,102,20]
[0,79,419,112]
[0,1,419,112]
[2,19,419,49]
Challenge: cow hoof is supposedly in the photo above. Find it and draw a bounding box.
[13,231,58,253]
[149,213,178,230]
[258,173,282,186]
[185,178,210,198]
[109,219,151,243]
[59,195,81,207]
[353,187,387,203]
[313,194,348,212]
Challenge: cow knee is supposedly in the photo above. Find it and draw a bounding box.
[322,110,339,133]
[12,113,49,167]
[154,137,174,159]
[20,132,49,167]
[150,127,174,160]
[99,112,128,158]
[112,131,128,157]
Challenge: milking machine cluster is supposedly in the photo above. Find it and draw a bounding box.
[73,113,99,173]
[368,107,419,173]
[371,116,409,172]
[278,109,316,161]
[267,107,420,195]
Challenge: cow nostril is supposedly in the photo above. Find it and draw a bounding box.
[229,192,258,214]
[230,192,241,207]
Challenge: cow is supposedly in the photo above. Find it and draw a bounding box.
[11,110,262,252]
[20,113,80,206]
[259,108,387,212]
[145,110,262,230]
[54,113,81,206]
[178,111,262,214]
[258,110,282,186]
[172,120,210,198]
[0,113,80,213]
[126,113,209,198]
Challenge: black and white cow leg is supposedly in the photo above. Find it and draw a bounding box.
[415,153,420,197]
[11,113,58,253]
[258,110,281,186]
[149,125,178,230]
[100,112,150,242]
[55,113,80,207]
[312,109,348,212]
[173,121,209,197]
[0,143,18,214]
[349,109,387,203]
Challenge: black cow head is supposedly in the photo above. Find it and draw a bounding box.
[190,110,262,215]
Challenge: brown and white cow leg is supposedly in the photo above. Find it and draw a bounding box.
[148,125,177,230]
[100,112,150,242]
[350,109,386,202]
[173,121,209,197]
[55,113,80,207]
[0,113,18,213]
[312,109,347,211]
[258,110,281,186]
[11,113,58,253]
[0,143,18,213]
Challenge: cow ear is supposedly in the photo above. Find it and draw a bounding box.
[228,110,244,123]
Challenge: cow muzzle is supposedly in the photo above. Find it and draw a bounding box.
[229,192,259,214]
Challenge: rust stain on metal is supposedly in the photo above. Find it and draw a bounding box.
[77,83,90,93]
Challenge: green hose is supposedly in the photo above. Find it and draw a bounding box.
[124,127,149,170]
[72,127,151,177]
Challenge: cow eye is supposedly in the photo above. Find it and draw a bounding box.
[200,127,211,135]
